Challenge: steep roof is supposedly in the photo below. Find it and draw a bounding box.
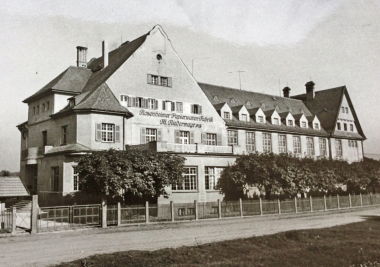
[23,67,92,103]
[0,177,29,197]
[199,83,328,136]
[292,86,366,139]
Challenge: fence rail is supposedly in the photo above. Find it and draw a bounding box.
[14,192,380,234]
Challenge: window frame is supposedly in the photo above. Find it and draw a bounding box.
[205,166,224,190]
[263,133,272,153]
[73,166,80,192]
[288,120,294,127]
[273,118,279,125]
[101,123,115,142]
[224,112,230,119]
[344,123,347,131]
[227,130,238,146]
[319,138,327,156]
[241,114,248,121]
[337,122,341,130]
[257,116,264,123]
[293,136,301,156]
[145,128,157,143]
[335,139,343,158]
[306,137,314,156]
[61,125,67,145]
[246,131,255,152]
[172,166,198,191]
[51,167,59,192]
[278,134,287,153]
[350,124,354,132]
[206,133,217,146]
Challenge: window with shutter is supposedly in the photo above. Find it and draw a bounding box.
[190,132,195,144]
[201,132,207,145]
[154,100,158,110]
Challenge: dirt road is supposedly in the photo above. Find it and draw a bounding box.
[1,207,379,267]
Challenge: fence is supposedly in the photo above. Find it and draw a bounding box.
[4,193,380,234]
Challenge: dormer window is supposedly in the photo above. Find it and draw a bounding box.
[301,121,307,128]
[230,98,236,104]
[314,123,319,130]
[213,96,219,101]
[241,114,247,121]
[258,116,264,123]
[246,101,251,106]
[288,120,293,126]
[224,112,230,119]
[273,118,279,125]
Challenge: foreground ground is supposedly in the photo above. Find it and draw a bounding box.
[56,217,380,267]
[0,207,379,267]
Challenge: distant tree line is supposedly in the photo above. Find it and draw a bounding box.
[217,153,380,200]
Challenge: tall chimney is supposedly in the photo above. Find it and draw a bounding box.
[76,46,88,67]
[283,86,291,98]
[102,40,108,69]
[305,81,315,100]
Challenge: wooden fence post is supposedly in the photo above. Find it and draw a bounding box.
[145,201,149,224]
[310,196,313,212]
[218,199,222,219]
[278,198,281,215]
[239,198,243,217]
[170,201,175,222]
[31,195,38,234]
[360,193,363,207]
[194,200,198,221]
[259,198,263,216]
[295,197,298,213]
[337,194,340,209]
[101,199,107,228]
[117,202,121,226]
[349,194,352,208]
[324,195,327,211]
[11,207,17,236]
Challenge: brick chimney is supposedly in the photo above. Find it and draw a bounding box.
[76,46,88,68]
[305,81,315,100]
[102,40,108,68]
[283,86,291,98]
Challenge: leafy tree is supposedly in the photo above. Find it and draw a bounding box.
[76,148,185,203]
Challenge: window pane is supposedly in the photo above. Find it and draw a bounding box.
[263,133,272,153]
[293,136,301,156]
[246,132,255,152]
[278,135,287,153]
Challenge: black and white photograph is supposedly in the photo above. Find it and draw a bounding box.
[1,1,380,266]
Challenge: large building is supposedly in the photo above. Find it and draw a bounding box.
[17,25,366,205]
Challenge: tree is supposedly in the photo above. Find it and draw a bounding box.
[76,148,185,203]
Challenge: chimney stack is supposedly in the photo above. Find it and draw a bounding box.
[283,86,291,98]
[305,81,315,100]
[102,40,108,69]
[76,46,88,68]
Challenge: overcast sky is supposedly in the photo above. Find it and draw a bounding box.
[1,0,379,171]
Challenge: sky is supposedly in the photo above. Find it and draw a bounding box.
[1,0,380,171]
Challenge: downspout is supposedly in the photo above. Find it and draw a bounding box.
[361,140,364,160]
[328,137,332,160]
[123,117,125,151]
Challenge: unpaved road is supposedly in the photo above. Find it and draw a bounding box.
[1,207,379,267]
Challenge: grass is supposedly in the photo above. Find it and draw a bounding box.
[54,216,380,267]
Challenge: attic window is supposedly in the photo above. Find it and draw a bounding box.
[345,107,349,114]
[301,121,307,128]
[246,101,251,106]
[230,98,236,103]
[257,116,264,123]
[275,105,280,111]
[288,120,294,126]
[314,123,319,130]
[273,118,279,125]
[224,112,230,119]
[156,54,162,61]
[241,114,247,121]
[261,103,266,108]
[213,96,219,101]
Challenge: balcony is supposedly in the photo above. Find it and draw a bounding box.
[130,141,237,155]
[21,146,53,164]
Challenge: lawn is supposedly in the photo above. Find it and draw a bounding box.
[54,216,380,267]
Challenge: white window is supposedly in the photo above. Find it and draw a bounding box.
[263,133,272,153]
[228,130,238,146]
[319,138,327,156]
[147,99,155,110]
[273,118,279,125]
[205,167,224,190]
[73,167,80,191]
[179,131,189,144]
[301,121,307,128]
[306,137,314,156]
[293,136,301,156]
[246,132,255,152]
[172,167,197,191]
[145,128,157,143]
[336,140,342,158]
[176,102,183,113]
[101,123,114,142]
[151,75,159,85]
[278,135,287,153]
[314,123,319,129]
[241,114,248,121]
[288,120,293,126]
[224,112,230,119]
[206,133,217,146]
[258,116,264,123]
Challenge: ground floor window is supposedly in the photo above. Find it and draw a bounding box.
[145,128,157,143]
[319,138,327,156]
[73,167,80,191]
[293,136,301,156]
[246,131,255,152]
[205,167,224,190]
[51,167,59,191]
[172,167,197,191]
[228,130,238,146]
[263,133,272,153]
[278,135,287,153]
[306,137,314,156]
[336,139,342,158]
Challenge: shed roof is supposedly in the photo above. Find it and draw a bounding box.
[0,177,29,197]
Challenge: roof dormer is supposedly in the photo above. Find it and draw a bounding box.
[248,107,266,123]
[279,112,295,127]
[307,115,321,130]
[294,113,308,128]
[214,102,232,120]
[231,105,250,122]
[264,109,281,126]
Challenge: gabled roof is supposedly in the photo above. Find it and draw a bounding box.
[82,33,148,93]
[213,102,228,112]
[278,111,292,119]
[0,177,29,197]
[23,67,92,103]
[264,109,277,118]
[292,86,366,139]
[230,105,245,114]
